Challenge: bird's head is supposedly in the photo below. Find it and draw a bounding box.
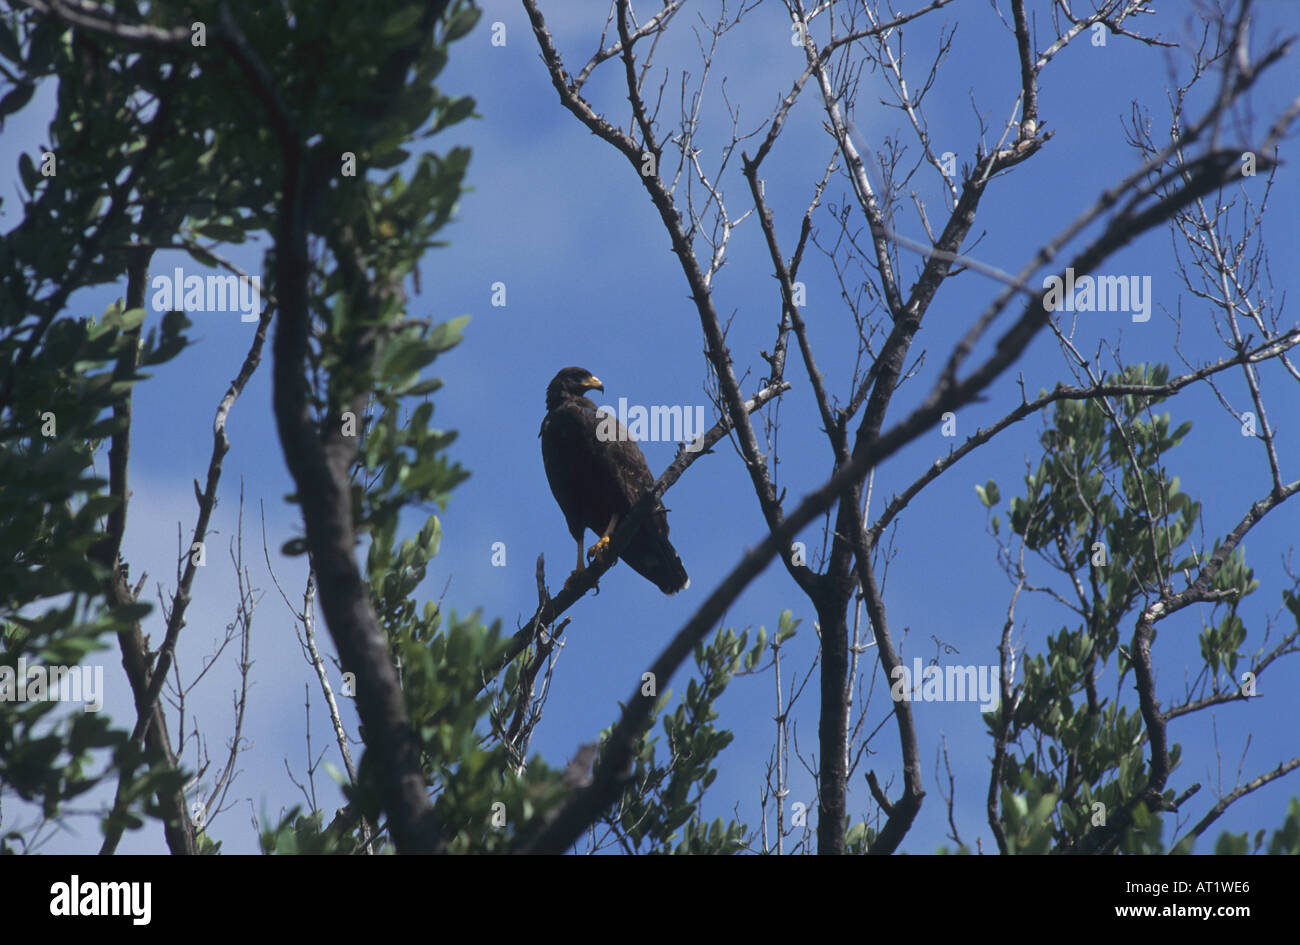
[546,366,604,410]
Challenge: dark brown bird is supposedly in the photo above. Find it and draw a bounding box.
[540,367,689,594]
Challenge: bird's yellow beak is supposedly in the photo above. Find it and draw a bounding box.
[585,375,604,392]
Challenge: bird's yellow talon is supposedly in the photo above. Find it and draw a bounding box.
[587,535,612,563]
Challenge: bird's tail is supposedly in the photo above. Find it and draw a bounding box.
[621,523,690,595]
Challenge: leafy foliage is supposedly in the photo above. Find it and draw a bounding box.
[982,365,1293,853]
[597,624,759,854]
[2,291,189,844]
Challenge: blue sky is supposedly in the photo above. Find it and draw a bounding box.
[5,0,1299,853]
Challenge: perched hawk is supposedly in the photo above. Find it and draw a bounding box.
[540,367,689,594]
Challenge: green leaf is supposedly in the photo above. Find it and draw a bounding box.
[432,95,476,135]
[185,244,219,268]
[371,148,411,169]
[444,6,482,42]
[0,18,22,62]
[195,223,246,243]
[18,151,39,193]
[0,81,34,118]
[282,537,309,556]
[427,314,469,353]
[381,4,424,38]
